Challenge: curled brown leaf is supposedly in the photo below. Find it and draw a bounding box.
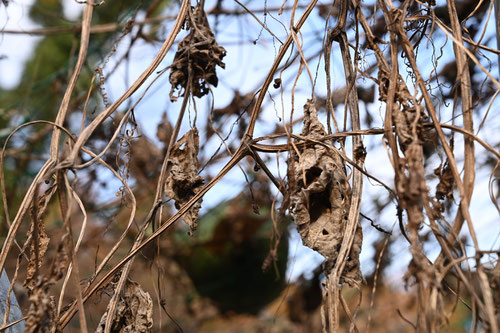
[24,282,56,333]
[169,4,226,101]
[24,216,50,290]
[96,279,153,333]
[164,128,204,235]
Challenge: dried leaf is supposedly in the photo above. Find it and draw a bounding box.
[489,261,500,315]
[49,232,72,282]
[129,136,162,188]
[24,186,55,290]
[164,128,204,234]
[96,279,153,333]
[24,220,50,290]
[169,4,226,101]
[434,161,454,201]
[288,100,362,286]
[212,92,254,122]
[156,112,173,148]
[378,70,425,151]
[24,282,56,333]
[23,185,71,331]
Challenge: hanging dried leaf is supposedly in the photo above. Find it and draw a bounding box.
[96,279,153,333]
[129,136,162,188]
[156,112,173,149]
[206,91,254,140]
[434,161,454,202]
[24,282,56,333]
[48,232,72,283]
[489,260,500,316]
[169,4,226,101]
[164,128,204,235]
[24,217,50,290]
[23,184,72,332]
[24,185,57,290]
[288,100,362,286]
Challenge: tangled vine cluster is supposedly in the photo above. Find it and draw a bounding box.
[0,0,499,332]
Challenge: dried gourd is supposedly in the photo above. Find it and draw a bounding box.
[288,100,362,286]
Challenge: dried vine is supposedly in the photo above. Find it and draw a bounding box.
[0,0,499,332]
